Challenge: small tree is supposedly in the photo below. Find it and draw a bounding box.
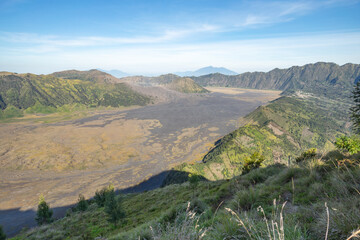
[77,194,88,212]
[242,151,265,174]
[104,189,125,226]
[188,174,200,198]
[0,225,6,240]
[94,184,114,207]
[351,81,360,134]
[35,194,53,225]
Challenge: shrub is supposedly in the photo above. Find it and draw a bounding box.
[242,152,265,174]
[104,190,125,226]
[150,202,208,240]
[0,225,6,240]
[335,136,360,154]
[94,184,114,207]
[295,148,317,162]
[77,194,88,212]
[35,194,53,225]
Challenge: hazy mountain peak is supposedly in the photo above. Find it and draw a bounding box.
[97,69,129,78]
[175,66,238,77]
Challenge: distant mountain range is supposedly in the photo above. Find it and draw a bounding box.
[97,69,129,78]
[192,62,360,100]
[175,66,238,77]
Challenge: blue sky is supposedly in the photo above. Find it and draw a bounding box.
[0,0,360,75]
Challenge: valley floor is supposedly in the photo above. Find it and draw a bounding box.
[0,88,281,236]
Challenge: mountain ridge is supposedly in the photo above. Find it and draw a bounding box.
[175,66,238,77]
[0,71,151,114]
[192,62,360,100]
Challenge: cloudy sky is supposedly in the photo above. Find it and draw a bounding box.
[0,0,359,75]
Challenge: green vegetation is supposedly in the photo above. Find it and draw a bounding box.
[76,194,88,212]
[166,77,210,93]
[172,96,350,180]
[51,69,119,84]
[35,195,53,226]
[335,136,360,154]
[104,190,126,227]
[94,184,115,207]
[12,152,360,239]
[0,225,6,240]
[0,72,151,119]
[295,148,317,163]
[241,151,265,174]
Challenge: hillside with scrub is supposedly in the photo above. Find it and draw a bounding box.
[10,148,360,240]
[8,76,360,240]
[171,94,352,181]
[0,71,151,119]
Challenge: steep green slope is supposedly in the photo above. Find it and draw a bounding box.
[175,95,351,180]
[11,154,360,240]
[51,69,120,83]
[193,62,360,100]
[0,72,151,116]
[165,77,210,93]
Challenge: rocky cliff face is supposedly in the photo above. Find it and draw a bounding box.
[193,62,360,99]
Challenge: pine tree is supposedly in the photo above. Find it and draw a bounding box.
[104,189,125,226]
[35,194,53,225]
[351,81,360,134]
[0,225,6,240]
[77,194,88,212]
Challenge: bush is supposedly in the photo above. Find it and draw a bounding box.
[76,194,88,212]
[94,184,114,207]
[335,136,360,154]
[295,148,317,162]
[104,190,125,226]
[35,194,53,225]
[0,225,6,240]
[242,152,265,174]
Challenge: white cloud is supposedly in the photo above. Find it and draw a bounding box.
[0,24,219,49]
[1,31,359,75]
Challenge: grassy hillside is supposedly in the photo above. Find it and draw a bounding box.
[0,72,151,118]
[11,152,360,240]
[172,95,351,180]
[51,69,120,83]
[165,77,210,93]
[193,62,360,100]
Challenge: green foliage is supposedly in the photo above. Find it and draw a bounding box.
[76,194,88,212]
[0,73,151,118]
[24,102,56,114]
[12,155,360,239]
[177,96,348,181]
[335,136,360,154]
[295,148,317,162]
[0,225,6,240]
[94,184,114,207]
[351,80,360,134]
[242,151,265,174]
[0,105,23,119]
[35,194,53,226]
[104,190,126,226]
[188,174,200,198]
